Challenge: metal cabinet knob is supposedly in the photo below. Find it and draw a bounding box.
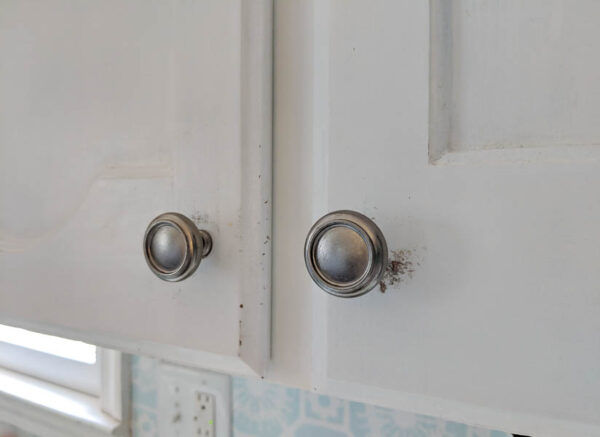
[143,212,212,282]
[304,210,388,298]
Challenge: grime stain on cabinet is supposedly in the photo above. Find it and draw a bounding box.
[379,249,419,292]
[191,213,210,227]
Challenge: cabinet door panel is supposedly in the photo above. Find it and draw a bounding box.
[292,1,600,435]
[0,0,271,375]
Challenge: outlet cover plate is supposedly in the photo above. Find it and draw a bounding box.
[158,362,231,437]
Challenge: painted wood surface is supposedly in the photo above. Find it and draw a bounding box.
[0,0,272,376]
[2,1,599,435]
[273,1,600,436]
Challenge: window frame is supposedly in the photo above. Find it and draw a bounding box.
[0,339,101,396]
[0,345,129,436]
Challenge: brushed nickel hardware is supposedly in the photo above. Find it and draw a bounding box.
[304,210,387,298]
[143,212,212,282]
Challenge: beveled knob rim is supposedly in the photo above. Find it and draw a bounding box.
[304,210,388,298]
[143,212,212,282]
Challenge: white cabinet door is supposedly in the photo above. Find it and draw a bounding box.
[0,0,271,375]
[274,1,600,435]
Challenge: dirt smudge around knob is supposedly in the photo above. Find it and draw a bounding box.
[379,249,420,292]
[191,213,210,227]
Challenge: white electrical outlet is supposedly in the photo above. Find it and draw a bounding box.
[158,362,231,437]
[193,390,215,436]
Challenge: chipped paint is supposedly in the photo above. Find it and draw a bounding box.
[379,249,420,292]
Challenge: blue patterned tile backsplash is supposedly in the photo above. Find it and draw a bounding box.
[131,356,509,437]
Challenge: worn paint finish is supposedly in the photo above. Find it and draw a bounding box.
[0,0,272,376]
[379,249,420,293]
[274,0,600,436]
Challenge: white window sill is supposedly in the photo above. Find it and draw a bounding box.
[0,367,126,437]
